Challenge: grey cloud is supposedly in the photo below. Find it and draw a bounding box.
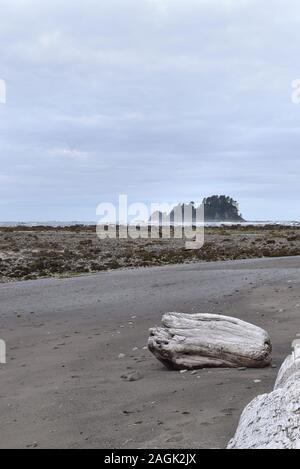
[0,0,300,220]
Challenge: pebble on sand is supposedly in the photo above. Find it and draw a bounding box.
[121,371,143,382]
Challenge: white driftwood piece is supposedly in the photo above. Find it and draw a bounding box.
[148,313,271,370]
[228,344,300,449]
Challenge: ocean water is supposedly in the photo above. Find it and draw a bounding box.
[0,221,300,228]
[0,221,96,227]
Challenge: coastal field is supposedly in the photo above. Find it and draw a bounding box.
[1,226,300,448]
[1,224,300,282]
[0,257,299,448]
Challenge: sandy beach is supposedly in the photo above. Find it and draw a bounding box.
[0,256,299,449]
[3,0,300,451]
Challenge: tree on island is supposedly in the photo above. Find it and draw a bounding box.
[150,196,245,223]
[203,195,244,222]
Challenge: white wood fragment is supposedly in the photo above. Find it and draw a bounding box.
[228,343,300,449]
[148,313,271,370]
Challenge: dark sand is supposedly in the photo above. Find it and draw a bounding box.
[0,257,299,448]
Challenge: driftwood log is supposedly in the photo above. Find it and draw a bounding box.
[228,342,300,449]
[148,313,272,370]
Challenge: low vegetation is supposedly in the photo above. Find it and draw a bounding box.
[0,225,300,282]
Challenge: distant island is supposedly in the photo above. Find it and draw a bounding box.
[150,195,245,223]
[203,195,245,222]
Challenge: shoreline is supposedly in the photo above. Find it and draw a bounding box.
[1,254,300,285]
[1,224,300,283]
[0,257,299,448]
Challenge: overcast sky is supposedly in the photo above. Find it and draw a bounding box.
[0,0,300,221]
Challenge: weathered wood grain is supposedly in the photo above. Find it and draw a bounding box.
[228,343,300,449]
[148,313,272,370]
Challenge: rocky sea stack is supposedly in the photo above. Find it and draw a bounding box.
[150,195,245,224]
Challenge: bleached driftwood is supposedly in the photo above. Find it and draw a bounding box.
[148,313,271,370]
[228,342,300,449]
